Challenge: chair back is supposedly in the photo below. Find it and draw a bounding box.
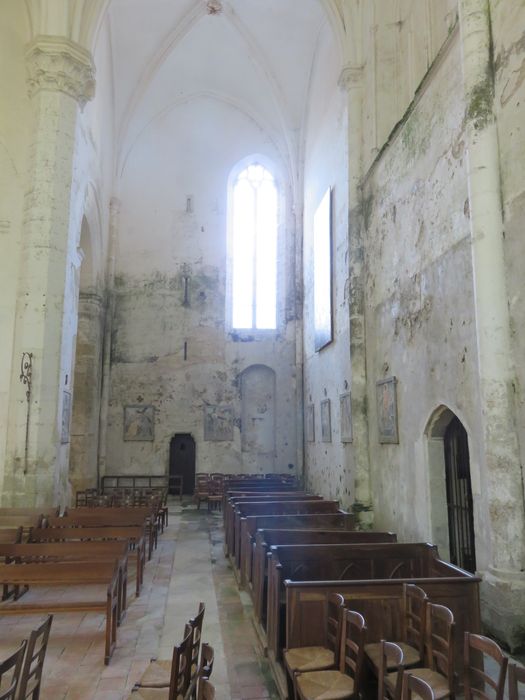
[426,603,454,691]
[0,641,27,700]
[340,609,367,695]
[402,672,436,700]
[463,632,508,700]
[402,583,428,659]
[169,624,193,700]
[200,643,214,679]
[188,603,206,689]
[509,663,525,700]
[17,614,53,700]
[326,593,345,667]
[378,640,404,700]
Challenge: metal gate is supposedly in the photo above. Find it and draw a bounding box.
[444,416,476,573]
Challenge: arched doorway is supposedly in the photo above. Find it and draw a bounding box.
[169,434,196,495]
[443,417,476,573]
[426,406,476,573]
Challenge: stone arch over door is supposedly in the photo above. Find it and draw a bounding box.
[425,405,477,571]
[241,365,276,474]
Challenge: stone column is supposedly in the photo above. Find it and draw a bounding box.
[96,197,120,485]
[339,61,373,527]
[3,36,95,507]
[458,0,525,648]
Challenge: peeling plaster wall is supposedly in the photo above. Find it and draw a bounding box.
[105,99,298,478]
[361,0,458,172]
[302,23,354,506]
[362,34,488,565]
[0,2,31,495]
[492,0,525,483]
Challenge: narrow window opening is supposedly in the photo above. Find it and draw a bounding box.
[231,163,277,330]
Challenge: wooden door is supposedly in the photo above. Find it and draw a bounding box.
[444,417,476,572]
[169,434,196,495]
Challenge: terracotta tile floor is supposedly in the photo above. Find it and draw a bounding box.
[0,502,278,700]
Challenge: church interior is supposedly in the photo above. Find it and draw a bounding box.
[1,0,525,698]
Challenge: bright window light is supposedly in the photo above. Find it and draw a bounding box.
[232,164,277,330]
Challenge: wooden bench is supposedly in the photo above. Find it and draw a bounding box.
[239,513,356,596]
[234,500,343,572]
[47,508,156,559]
[0,507,59,517]
[0,561,120,664]
[101,474,169,491]
[30,526,146,596]
[251,529,397,625]
[0,515,45,541]
[266,542,481,668]
[0,541,129,622]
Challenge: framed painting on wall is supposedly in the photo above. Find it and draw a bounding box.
[321,399,331,443]
[340,392,352,443]
[376,377,399,444]
[313,188,333,351]
[124,405,155,441]
[306,404,315,442]
[204,405,234,441]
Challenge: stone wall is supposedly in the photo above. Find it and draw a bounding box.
[104,98,299,478]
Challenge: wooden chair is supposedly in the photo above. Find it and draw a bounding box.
[130,624,192,700]
[138,603,205,691]
[402,672,436,700]
[207,477,223,512]
[17,614,53,700]
[194,476,209,510]
[463,633,508,700]
[378,641,405,700]
[365,584,428,672]
[295,609,367,700]
[0,640,26,700]
[509,663,525,700]
[380,603,455,700]
[284,593,345,699]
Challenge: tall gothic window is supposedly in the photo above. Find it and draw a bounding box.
[231,163,278,330]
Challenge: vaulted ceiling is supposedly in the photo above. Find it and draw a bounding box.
[99,0,342,179]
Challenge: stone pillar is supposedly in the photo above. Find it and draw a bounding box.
[339,61,373,527]
[96,197,120,484]
[69,291,105,494]
[3,36,95,507]
[458,0,525,648]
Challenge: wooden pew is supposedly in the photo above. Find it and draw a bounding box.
[234,500,343,572]
[0,507,59,517]
[0,541,129,622]
[30,526,146,596]
[0,515,45,541]
[239,513,356,597]
[251,529,397,625]
[224,494,313,556]
[47,508,156,559]
[223,486,300,523]
[265,542,480,670]
[0,560,120,664]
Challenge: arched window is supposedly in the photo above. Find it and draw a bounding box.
[230,162,278,330]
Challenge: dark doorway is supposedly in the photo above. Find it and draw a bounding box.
[444,417,476,573]
[169,434,196,495]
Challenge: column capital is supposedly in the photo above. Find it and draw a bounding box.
[338,63,363,91]
[25,36,95,108]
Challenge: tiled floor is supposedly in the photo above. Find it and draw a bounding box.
[0,502,277,700]
[0,503,522,700]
